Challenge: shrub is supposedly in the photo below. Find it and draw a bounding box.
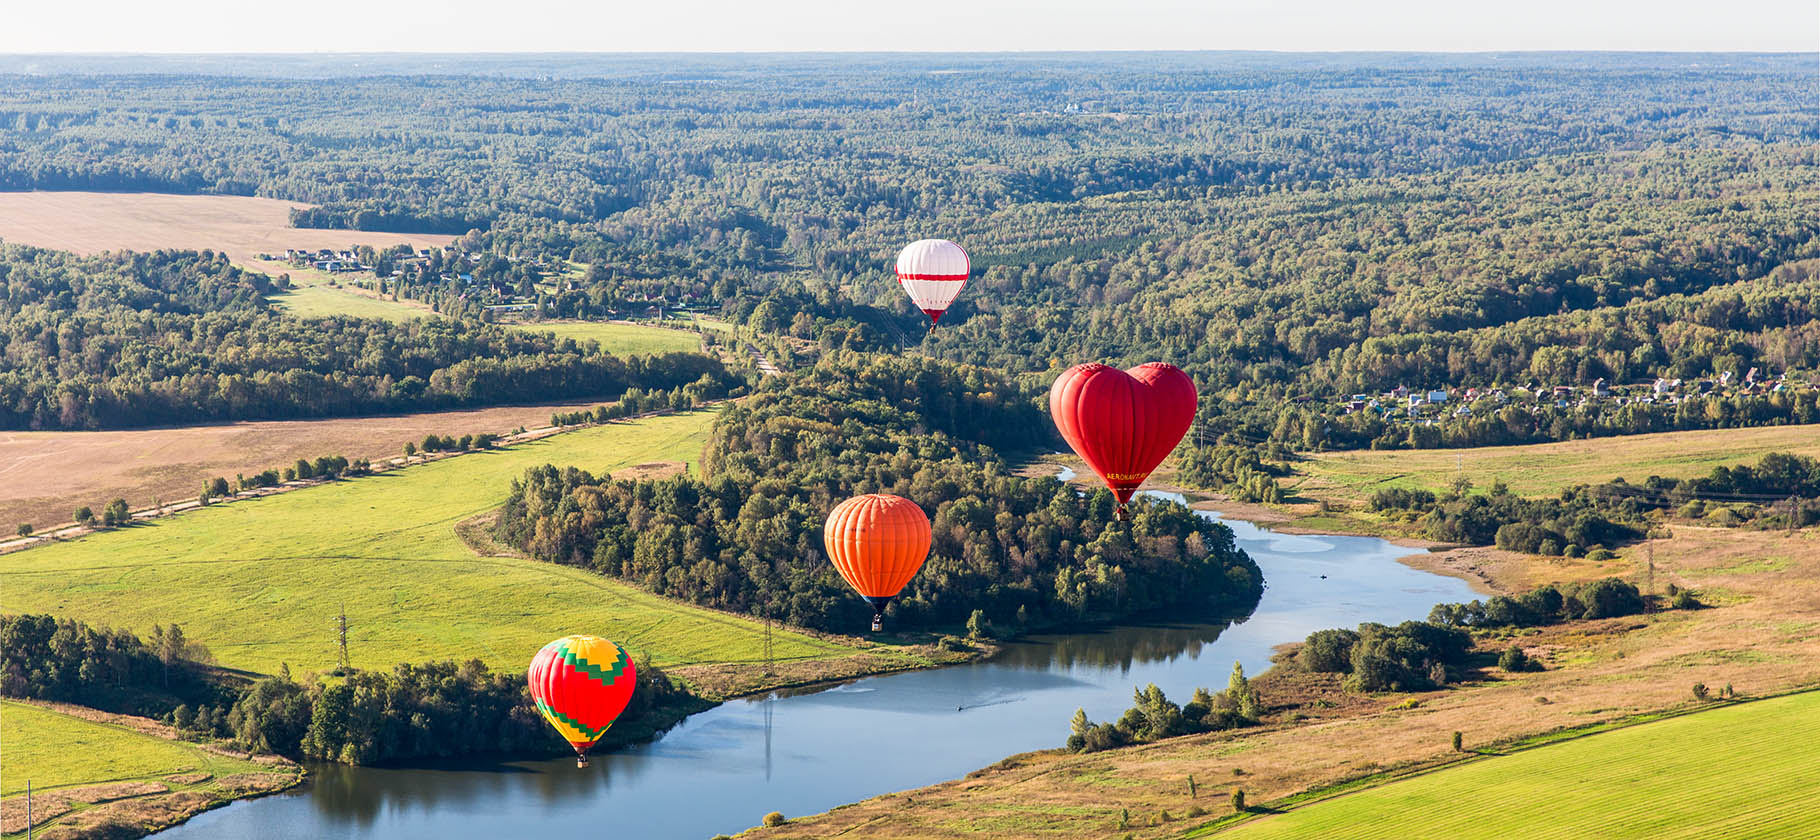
[1574,578,1646,619]
[1537,538,1562,556]
[1298,628,1359,672]
[762,812,787,827]
[1452,731,1463,752]
[1692,683,1710,701]
[1231,789,1246,813]
[15,523,31,537]
[1585,547,1615,562]
[1672,588,1702,610]
[1498,646,1542,672]
[966,609,989,640]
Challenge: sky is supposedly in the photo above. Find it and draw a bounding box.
[2,0,1816,54]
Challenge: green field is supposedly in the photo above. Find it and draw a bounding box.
[268,284,424,322]
[0,701,268,795]
[1299,423,1820,502]
[1213,691,1820,839]
[0,410,850,676]
[511,320,704,355]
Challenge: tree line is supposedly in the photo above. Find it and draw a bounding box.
[227,657,698,764]
[0,244,741,429]
[1367,452,1820,556]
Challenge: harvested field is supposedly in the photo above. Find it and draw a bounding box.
[0,191,453,265]
[0,401,626,533]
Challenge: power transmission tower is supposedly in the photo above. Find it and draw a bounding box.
[1644,543,1656,614]
[336,605,350,670]
[763,612,774,678]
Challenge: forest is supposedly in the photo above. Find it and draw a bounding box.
[494,354,1263,633]
[2,55,1816,445]
[0,244,740,429]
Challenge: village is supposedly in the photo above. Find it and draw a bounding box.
[1345,368,1812,422]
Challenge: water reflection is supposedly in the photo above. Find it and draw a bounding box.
[156,495,1478,840]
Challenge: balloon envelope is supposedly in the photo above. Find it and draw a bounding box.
[527,635,637,756]
[1049,362,1198,507]
[823,494,933,615]
[895,239,970,326]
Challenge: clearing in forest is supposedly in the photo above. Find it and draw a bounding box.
[513,320,706,355]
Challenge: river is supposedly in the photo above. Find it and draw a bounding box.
[155,483,1477,839]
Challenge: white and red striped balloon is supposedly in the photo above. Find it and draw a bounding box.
[895,239,970,328]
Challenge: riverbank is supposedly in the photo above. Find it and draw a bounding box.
[0,700,301,840]
[734,522,1820,839]
[1028,456,1525,596]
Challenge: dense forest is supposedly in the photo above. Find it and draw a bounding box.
[0,244,741,429]
[495,354,1262,633]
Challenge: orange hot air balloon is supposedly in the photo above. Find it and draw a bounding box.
[823,494,932,631]
[527,635,638,768]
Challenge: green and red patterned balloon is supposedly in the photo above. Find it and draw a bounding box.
[527,635,637,765]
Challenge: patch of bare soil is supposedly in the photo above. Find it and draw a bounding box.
[614,461,687,480]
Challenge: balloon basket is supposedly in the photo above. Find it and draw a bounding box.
[871,615,884,632]
[576,755,589,769]
[1115,505,1133,522]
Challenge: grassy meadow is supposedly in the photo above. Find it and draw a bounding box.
[1212,690,1820,840]
[0,409,854,677]
[1295,424,1820,503]
[0,702,268,796]
[511,320,705,355]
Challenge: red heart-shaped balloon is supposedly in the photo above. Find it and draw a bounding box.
[1049,362,1198,507]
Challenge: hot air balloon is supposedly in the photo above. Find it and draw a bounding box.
[895,239,970,331]
[1049,362,1198,520]
[527,635,637,767]
[824,494,933,631]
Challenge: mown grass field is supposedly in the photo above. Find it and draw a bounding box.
[1297,424,1820,502]
[267,282,424,322]
[1212,690,1820,839]
[0,409,852,677]
[513,320,705,355]
[0,702,267,796]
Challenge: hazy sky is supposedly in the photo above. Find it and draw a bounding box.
[3,0,1816,53]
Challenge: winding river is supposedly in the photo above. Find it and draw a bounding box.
[156,483,1478,839]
